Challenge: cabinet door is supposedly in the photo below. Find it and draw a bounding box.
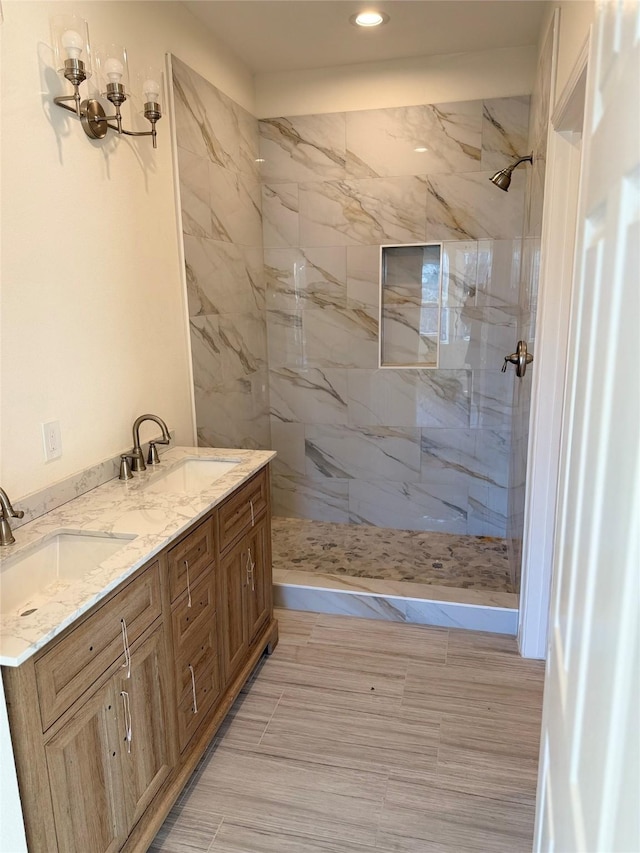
[117,625,174,831]
[44,678,126,853]
[246,520,271,644]
[220,538,249,684]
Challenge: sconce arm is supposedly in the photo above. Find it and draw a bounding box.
[120,124,159,149]
[54,93,82,117]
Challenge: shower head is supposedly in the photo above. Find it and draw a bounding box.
[489,154,534,192]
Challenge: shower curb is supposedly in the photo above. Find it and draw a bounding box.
[274,581,518,635]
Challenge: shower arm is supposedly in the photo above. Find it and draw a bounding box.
[508,155,534,172]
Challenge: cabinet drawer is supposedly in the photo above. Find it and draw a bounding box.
[35,562,162,732]
[218,468,268,553]
[177,660,220,753]
[174,613,218,705]
[167,518,215,603]
[171,573,215,652]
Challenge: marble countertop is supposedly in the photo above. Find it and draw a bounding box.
[0,447,275,667]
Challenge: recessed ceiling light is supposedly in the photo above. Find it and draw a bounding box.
[350,11,389,27]
[414,147,428,153]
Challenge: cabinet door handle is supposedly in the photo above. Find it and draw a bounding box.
[120,618,131,679]
[250,499,255,527]
[246,548,255,592]
[184,559,192,608]
[120,690,132,754]
[188,664,198,714]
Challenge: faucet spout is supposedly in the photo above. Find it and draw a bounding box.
[129,414,171,472]
[0,487,25,546]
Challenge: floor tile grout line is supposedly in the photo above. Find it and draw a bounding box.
[206,815,225,852]
[257,689,285,746]
[373,771,391,851]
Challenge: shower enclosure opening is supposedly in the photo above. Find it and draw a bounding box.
[172,26,553,630]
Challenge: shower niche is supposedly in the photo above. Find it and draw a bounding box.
[379,243,442,368]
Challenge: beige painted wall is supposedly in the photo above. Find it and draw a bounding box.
[254,45,538,117]
[0,1,254,499]
[542,1,595,98]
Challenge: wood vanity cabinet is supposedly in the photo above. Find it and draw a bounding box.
[44,622,173,853]
[2,463,278,853]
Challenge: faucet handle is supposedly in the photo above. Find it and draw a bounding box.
[147,443,160,465]
[119,455,134,481]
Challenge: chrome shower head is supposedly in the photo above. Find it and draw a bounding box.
[489,154,534,192]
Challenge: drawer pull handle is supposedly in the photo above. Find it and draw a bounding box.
[188,664,198,714]
[246,548,255,592]
[184,559,192,608]
[120,690,132,754]
[250,499,255,527]
[120,618,131,679]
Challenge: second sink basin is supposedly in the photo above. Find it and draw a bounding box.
[141,458,241,494]
[0,531,136,618]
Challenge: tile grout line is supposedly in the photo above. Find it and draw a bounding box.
[257,689,285,746]
[374,770,392,849]
[437,629,449,762]
[206,815,225,852]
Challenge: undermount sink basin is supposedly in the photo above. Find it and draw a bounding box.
[0,531,135,618]
[142,458,241,494]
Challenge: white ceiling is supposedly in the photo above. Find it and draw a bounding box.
[184,0,547,74]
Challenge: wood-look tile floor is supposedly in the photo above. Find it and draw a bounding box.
[150,609,545,853]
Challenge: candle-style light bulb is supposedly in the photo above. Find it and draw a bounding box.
[103,57,124,84]
[143,79,160,103]
[61,29,83,60]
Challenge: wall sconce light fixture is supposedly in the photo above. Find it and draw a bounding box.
[51,15,162,148]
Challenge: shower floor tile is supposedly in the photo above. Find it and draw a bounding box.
[271,517,514,593]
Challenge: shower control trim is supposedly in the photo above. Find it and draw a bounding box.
[502,340,534,378]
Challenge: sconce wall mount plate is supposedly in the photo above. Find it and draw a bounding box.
[80,99,108,139]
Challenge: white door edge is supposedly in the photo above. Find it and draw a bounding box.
[518,37,589,660]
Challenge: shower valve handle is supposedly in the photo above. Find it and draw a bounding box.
[502,341,534,378]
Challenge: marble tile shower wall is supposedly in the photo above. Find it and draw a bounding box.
[260,97,530,535]
[508,24,554,582]
[172,56,270,451]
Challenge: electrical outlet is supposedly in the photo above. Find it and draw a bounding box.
[42,420,62,461]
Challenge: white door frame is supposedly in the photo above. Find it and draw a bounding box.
[518,39,590,660]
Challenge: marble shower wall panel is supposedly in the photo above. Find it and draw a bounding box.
[262,183,300,248]
[424,172,526,241]
[260,96,529,534]
[298,177,428,247]
[269,368,349,426]
[260,115,347,184]
[481,97,531,172]
[346,101,483,178]
[186,238,265,316]
[305,425,422,482]
[346,369,471,429]
[264,247,347,310]
[173,56,270,452]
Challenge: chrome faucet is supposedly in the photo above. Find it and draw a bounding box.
[121,414,171,477]
[0,488,24,546]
